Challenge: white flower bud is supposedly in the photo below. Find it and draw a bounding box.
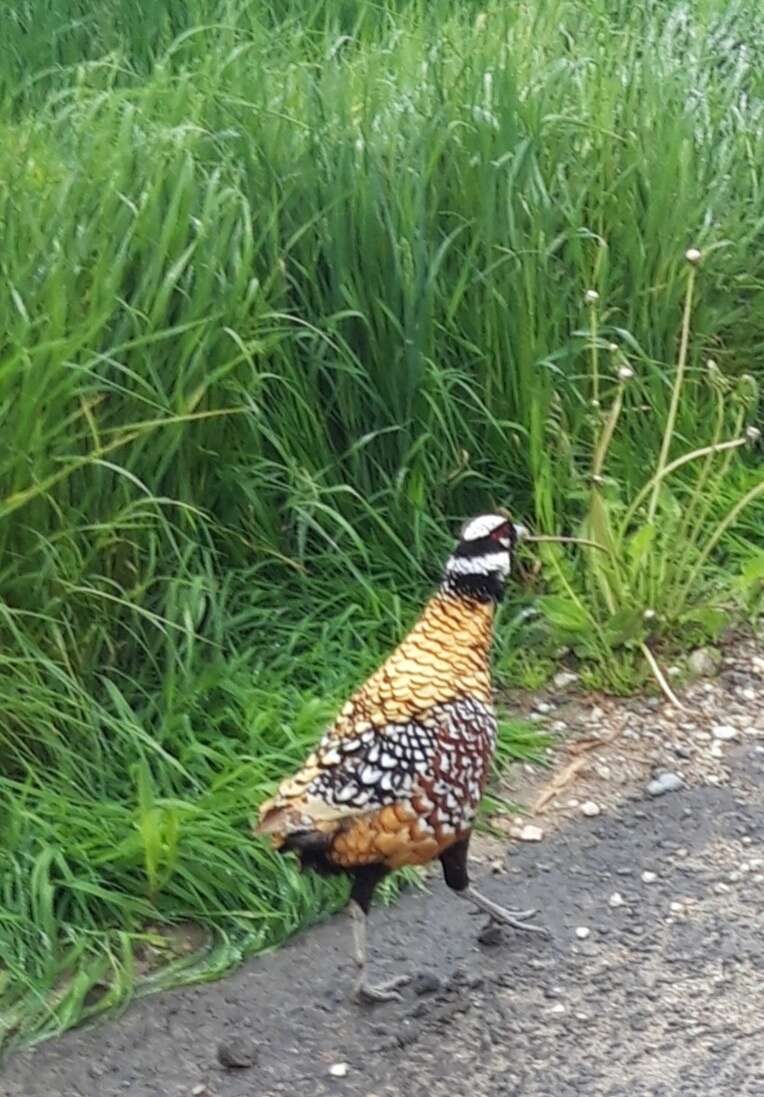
[618,365,635,382]
[685,247,702,264]
[584,289,600,304]
[643,609,657,621]
[746,425,761,442]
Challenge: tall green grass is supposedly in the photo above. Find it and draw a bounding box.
[1,0,762,1051]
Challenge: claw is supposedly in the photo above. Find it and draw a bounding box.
[486,907,548,934]
[461,886,550,936]
[353,973,411,1004]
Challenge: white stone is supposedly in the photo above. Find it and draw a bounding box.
[646,772,683,797]
[553,671,579,689]
[329,1063,349,1078]
[669,901,684,914]
[609,892,625,908]
[575,927,591,940]
[714,882,730,895]
[535,701,553,714]
[641,871,657,884]
[509,824,546,838]
[581,800,601,817]
[547,1002,566,1014]
[712,724,738,741]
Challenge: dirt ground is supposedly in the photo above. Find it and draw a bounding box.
[3,637,763,1097]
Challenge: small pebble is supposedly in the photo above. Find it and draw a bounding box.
[329,1063,349,1078]
[669,901,684,914]
[641,871,657,884]
[535,701,553,714]
[191,1086,207,1097]
[553,671,579,689]
[547,1003,566,1014]
[609,892,625,908]
[512,824,544,842]
[478,923,504,947]
[646,772,683,797]
[575,927,591,940]
[217,1038,259,1070]
[712,724,738,741]
[687,647,721,677]
[413,972,442,995]
[714,882,731,895]
[580,800,601,817]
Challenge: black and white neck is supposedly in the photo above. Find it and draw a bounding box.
[439,513,521,605]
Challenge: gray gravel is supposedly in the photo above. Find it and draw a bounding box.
[3,741,762,1097]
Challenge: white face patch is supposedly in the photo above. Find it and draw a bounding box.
[444,550,511,578]
[460,514,508,542]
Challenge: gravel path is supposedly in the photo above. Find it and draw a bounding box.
[4,643,763,1097]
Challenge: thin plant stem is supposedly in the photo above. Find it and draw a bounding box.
[682,478,764,597]
[590,304,599,405]
[648,262,697,523]
[619,435,748,539]
[592,383,625,479]
[640,642,686,710]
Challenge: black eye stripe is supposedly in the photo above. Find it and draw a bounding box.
[453,532,513,558]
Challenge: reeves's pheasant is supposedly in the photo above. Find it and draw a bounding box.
[256,513,546,1001]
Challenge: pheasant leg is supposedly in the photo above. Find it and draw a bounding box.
[441,835,548,936]
[349,900,410,1003]
[458,886,548,934]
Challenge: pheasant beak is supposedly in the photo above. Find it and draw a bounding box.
[513,523,529,542]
